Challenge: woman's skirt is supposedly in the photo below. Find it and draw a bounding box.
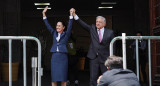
[51,52,68,82]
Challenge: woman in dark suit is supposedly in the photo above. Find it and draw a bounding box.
[42,6,74,86]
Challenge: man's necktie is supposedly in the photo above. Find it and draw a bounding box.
[99,29,102,42]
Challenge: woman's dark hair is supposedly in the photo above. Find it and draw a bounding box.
[57,20,67,31]
[57,20,66,27]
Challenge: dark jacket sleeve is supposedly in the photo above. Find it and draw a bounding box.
[139,40,146,50]
[65,19,73,37]
[110,30,115,41]
[130,41,136,48]
[76,18,92,32]
[43,18,55,34]
[131,40,146,50]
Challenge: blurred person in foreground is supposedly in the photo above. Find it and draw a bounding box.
[97,56,140,86]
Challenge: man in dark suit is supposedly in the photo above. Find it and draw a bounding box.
[71,8,115,86]
[97,56,140,86]
[129,32,147,84]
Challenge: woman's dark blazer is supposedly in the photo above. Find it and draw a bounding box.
[43,18,73,53]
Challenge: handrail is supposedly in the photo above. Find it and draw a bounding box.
[110,35,160,86]
[0,36,42,86]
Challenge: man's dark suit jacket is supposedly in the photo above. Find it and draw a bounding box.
[98,69,140,86]
[76,18,114,63]
[131,40,146,59]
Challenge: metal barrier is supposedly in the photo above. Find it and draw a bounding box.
[110,33,160,86]
[0,36,42,86]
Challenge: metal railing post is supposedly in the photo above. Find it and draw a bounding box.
[148,39,152,86]
[38,43,42,86]
[32,57,37,86]
[110,38,115,56]
[9,39,12,86]
[35,37,42,86]
[122,33,127,69]
[23,40,27,86]
[136,39,140,80]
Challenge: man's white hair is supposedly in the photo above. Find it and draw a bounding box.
[96,16,106,23]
